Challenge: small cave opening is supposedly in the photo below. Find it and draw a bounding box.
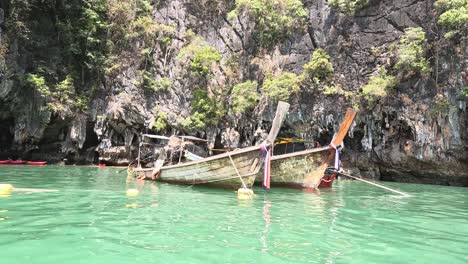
[111,132,126,146]
[82,122,99,149]
[40,117,69,145]
[0,117,14,159]
[82,122,100,164]
[343,126,365,152]
[397,121,415,152]
[316,130,335,147]
[30,117,69,162]
[212,132,225,154]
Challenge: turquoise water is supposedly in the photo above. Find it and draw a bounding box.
[0,166,467,264]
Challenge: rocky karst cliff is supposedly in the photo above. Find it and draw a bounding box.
[0,0,466,186]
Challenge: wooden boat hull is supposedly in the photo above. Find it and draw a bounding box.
[135,146,262,189]
[260,108,356,190]
[134,101,290,190]
[9,160,26,165]
[256,147,336,190]
[26,161,47,166]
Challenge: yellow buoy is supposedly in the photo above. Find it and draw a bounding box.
[126,188,139,197]
[0,184,13,195]
[237,188,255,200]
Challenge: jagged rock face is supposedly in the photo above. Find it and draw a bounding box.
[0,0,466,186]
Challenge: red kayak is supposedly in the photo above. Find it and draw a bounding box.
[26,161,47,166]
[0,160,11,164]
[10,160,26,165]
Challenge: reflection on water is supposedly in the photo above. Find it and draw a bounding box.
[0,166,467,264]
[261,199,271,253]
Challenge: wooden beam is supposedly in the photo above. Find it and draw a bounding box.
[264,101,290,145]
[332,108,356,147]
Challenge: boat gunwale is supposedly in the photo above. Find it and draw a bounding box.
[134,145,261,172]
[271,146,331,161]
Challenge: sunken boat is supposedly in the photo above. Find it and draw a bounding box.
[133,101,290,189]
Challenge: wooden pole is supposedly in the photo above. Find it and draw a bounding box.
[303,109,357,186]
[137,142,141,168]
[178,138,184,164]
[264,101,290,146]
[322,109,357,167]
[332,109,357,146]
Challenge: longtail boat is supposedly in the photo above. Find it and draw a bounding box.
[134,101,290,189]
[259,109,356,190]
[9,160,26,165]
[26,161,47,166]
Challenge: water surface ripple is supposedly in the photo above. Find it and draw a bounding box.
[1,166,467,263]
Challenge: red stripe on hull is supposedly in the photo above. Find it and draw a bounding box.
[26,161,47,166]
[9,160,26,164]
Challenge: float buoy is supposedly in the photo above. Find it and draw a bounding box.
[0,184,13,195]
[126,188,139,197]
[237,188,255,200]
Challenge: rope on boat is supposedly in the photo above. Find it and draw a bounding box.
[334,171,411,197]
[227,153,248,189]
[320,177,334,183]
[227,154,255,199]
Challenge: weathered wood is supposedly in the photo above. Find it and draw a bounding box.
[134,101,290,189]
[135,146,262,189]
[258,109,356,189]
[332,109,356,146]
[264,101,290,145]
[255,147,332,188]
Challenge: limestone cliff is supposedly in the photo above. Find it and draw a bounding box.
[0,0,466,186]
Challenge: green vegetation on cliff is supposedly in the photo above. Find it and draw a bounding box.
[362,68,397,102]
[261,72,301,102]
[329,0,369,15]
[6,0,176,106]
[302,48,334,83]
[434,0,468,39]
[182,89,225,132]
[230,81,259,114]
[178,36,222,78]
[394,27,430,76]
[228,0,307,48]
[152,111,169,132]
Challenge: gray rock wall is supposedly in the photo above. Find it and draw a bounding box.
[0,0,466,185]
